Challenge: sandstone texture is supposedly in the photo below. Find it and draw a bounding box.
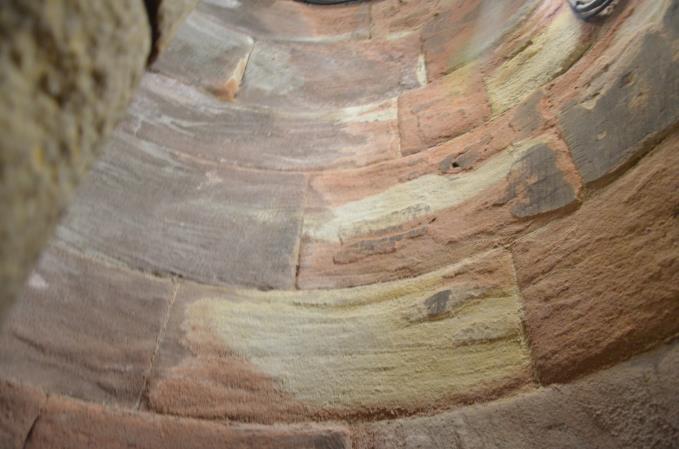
[354,341,679,449]
[1,0,678,447]
[25,394,351,449]
[512,131,679,384]
[148,250,531,422]
[0,246,174,406]
[0,381,45,449]
[55,131,306,289]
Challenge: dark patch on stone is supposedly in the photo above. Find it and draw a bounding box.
[506,143,577,218]
[334,227,426,265]
[424,290,451,317]
[510,89,544,134]
[560,30,679,185]
[311,431,350,449]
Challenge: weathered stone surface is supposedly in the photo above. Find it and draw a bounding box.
[0,0,150,324]
[25,395,350,449]
[370,0,449,40]
[0,381,45,449]
[199,0,370,42]
[559,0,679,185]
[504,142,579,218]
[512,131,679,384]
[55,129,306,290]
[145,0,199,61]
[486,3,590,114]
[125,73,401,170]
[561,344,679,449]
[150,10,254,100]
[239,35,423,110]
[398,63,490,155]
[149,250,532,422]
[354,342,679,449]
[299,134,579,289]
[0,246,173,406]
[422,0,539,79]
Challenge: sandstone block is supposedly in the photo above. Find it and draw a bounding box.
[55,128,306,290]
[148,250,532,423]
[513,131,679,383]
[0,246,173,406]
[559,1,679,185]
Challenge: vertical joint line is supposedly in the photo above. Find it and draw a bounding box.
[135,280,179,410]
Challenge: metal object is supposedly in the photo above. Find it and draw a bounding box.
[568,0,616,19]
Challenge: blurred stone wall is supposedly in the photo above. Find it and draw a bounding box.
[0,0,197,324]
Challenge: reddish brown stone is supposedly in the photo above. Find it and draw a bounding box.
[239,35,423,110]
[150,11,253,100]
[370,0,444,39]
[398,63,491,155]
[422,0,539,79]
[25,395,350,449]
[55,128,306,290]
[298,108,576,290]
[0,247,173,406]
[146,282,311,424]
[125,74,400,170]
[512,131,679,384]
[199,0,370,41]
[0,381,45,449]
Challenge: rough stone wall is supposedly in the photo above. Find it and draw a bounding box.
[0,0,197,325]
[0,0,677,447]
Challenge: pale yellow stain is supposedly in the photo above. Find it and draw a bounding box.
[487,7,588,114]
[188,250,531,412]
[303,139,543,243]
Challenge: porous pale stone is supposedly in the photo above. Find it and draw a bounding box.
[512,131,679,383]
[148,250,532,422]
[486,4,590,114]
[0,246,174,406]
[0,0,150,324]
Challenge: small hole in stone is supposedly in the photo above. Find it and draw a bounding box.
[452,162,460,168]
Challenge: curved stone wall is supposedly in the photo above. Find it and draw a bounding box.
[1,0,678,447]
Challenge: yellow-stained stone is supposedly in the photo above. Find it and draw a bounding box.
[185,249,532,413]
[486,6,588,114]
[303,138,545,244]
